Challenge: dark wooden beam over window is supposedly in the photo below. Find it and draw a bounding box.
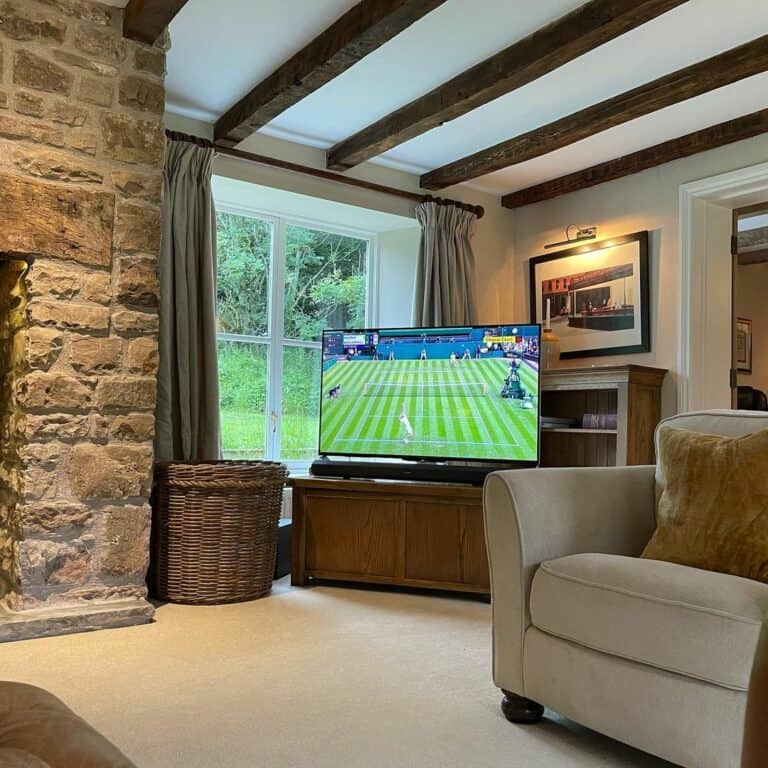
[123,0,189,45]
[422,34,768,191]
[214,0,447,146]
[326,0,689,171]
[500,108,768,209]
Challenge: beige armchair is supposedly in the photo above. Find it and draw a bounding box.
[483,410,768,768]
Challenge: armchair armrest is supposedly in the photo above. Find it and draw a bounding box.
[483,465,657,695]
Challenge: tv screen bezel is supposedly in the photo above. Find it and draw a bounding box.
[317,323,541,467]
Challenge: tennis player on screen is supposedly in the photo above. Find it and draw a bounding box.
[399,404,414,443]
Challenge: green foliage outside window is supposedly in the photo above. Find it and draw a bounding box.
[216,211,368,460]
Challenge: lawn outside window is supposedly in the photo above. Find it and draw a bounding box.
[215,203,377,472]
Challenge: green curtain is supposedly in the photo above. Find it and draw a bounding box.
[413,200,477,327]
[154,137,221,461]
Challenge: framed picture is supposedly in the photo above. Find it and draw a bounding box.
[529,231,650,359]
[736,318,752,373]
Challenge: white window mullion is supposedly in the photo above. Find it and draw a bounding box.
[266,217,287,461]
[366,235,379,327]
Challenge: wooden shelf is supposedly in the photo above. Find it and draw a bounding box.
[539,364,667,467]
[542,427,618,435]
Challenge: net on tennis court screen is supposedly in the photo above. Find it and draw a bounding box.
[362,381,488,397]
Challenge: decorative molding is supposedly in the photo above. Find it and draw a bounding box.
[678,159,768,412]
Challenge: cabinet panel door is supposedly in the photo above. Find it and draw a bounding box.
[305,494,399,577]
[404,501,462,583]
[460,506,490,588]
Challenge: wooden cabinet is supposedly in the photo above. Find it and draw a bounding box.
[291,477,489,597]
[540,364,667,467]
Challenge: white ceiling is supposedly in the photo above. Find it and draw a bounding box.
[166,0,768,196]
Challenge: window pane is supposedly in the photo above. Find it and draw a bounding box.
[216,212,272,336]
[218,340,268,459]
[284,224,368,341]
[281,345,321,461]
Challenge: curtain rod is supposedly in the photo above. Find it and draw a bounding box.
[164,130,485,220]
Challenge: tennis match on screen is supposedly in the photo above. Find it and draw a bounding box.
[318,324,540,463]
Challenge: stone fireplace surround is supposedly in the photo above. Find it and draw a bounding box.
[0,0,166,640]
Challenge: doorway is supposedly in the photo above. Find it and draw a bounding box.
[732,203,768,411]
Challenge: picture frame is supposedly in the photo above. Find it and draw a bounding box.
[736,318,752,373]
[529,230,650,359]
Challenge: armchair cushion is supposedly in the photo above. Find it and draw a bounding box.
[643,426,768,583]
[530,553,768,690]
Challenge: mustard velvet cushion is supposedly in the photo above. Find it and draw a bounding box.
[642,426,768,583]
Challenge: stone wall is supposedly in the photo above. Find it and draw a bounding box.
[0,0,166,636]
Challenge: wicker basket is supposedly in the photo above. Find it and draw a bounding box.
[149,461,288,605]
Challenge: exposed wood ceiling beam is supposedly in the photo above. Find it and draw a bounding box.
[422,34,768,191]
[123,0,189,45]
[214,0,447,145]
[500,108,768,209]
[738,248,768,266]
[327,0,689,171]
[738,226,768,251]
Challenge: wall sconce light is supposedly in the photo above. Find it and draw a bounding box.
[544,224,598,249]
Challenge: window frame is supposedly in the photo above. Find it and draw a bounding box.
[215,201,380,472]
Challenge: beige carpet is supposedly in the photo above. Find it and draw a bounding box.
[0,580,674,768]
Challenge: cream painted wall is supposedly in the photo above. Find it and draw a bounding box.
[512,134,768,416]
[164,112,516,325]
[378,227,421,327]
[735,261,768,395]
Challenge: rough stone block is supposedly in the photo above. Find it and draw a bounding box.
[114,203,161,253]
[23,502,92,535]
[13,90,45,117]
[69,335,122,373]
[134,47,165,77]
[17,371,94,410]
[49,99,88,126]
[0,1,67,42]
[100,504,150,576]
[107,412,155,442]
[26,326,64,370]
[112,309,158,335]
[111,170,162,203]
[0,112,65,146]
[67,443,152,499]
[126,336,157,375]
[116,255,158,307]
[77,75,113,107]
[74,24,125,63]
[21,539,92,586]
[10,145,103,184]
[0,172,114,265]
[23,465,59,500]
[29,300,110,331]
[34,0,114,26]
[53,49,118,77]
[0,91,7,109]
[13,49,72,94]
[100,112,164,166]
[25,413,89,440]
[66,129,98,156]
[118,75,164,114]
[26,259,111,305]
[22,441,64,465]
[95,376,156,410]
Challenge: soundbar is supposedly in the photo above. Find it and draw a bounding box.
[310,458,533,485]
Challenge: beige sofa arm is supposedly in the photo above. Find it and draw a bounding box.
[483,465,657,695]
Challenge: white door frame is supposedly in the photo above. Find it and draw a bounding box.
[678,160,768,412]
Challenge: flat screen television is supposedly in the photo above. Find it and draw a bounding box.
[316,324,540,473]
